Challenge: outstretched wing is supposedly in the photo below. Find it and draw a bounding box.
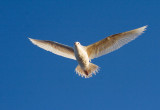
[29,38,76,60]
[86,26,147,59]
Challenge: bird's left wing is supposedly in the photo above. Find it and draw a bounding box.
[86,26,147,60]
[29,38,76,60]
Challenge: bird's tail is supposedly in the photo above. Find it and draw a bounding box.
[75,63,99,78]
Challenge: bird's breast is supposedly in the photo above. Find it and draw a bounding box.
[74,45,89,69]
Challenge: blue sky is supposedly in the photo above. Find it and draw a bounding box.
[0,0,160,110]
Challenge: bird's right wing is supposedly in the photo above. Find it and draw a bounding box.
[29,38,76,60]
[86,26,147,59]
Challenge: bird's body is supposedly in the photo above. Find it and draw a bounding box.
[74,42,89,69]
[74,42,99,77]
[29,26,147,78]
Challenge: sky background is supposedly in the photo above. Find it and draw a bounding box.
[0,0,160,110]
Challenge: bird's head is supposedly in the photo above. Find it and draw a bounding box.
[74,42,80,46]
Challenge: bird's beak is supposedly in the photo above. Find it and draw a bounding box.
[74,42,78,45]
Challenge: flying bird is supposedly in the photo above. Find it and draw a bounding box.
[29,26,147,78]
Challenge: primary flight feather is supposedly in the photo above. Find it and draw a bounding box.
[29,26,147,78]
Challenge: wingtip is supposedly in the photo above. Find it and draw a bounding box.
[136,25,148,34]
[142,25,148,30]
[144,25,148,28]
[28,37,32,40]
[28,37,36,44]
[28,37,35,42]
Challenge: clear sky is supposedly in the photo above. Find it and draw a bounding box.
[0,0,160,110]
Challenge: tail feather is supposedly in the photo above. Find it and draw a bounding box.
[75,63,99,78]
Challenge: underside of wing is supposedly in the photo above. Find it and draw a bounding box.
[29,38,76,60]
[86,26,147,59]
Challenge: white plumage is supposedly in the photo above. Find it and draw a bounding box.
[29,26,147,78]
